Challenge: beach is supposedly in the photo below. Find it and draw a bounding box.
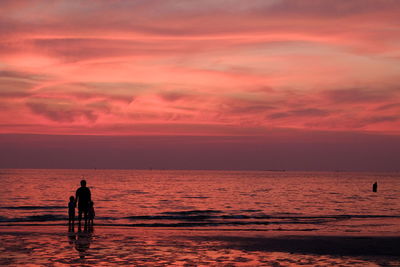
[1,225,400,266]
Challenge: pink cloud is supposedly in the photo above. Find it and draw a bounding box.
[0,0,399,137]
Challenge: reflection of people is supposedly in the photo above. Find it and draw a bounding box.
[88,201,95,225]
[75,180,91,226]
[68,196,76,229]
[67,230,76,245]
[74,227,93,259]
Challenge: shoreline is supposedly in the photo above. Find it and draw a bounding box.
[1,223,400,237]
[1,225,399,266]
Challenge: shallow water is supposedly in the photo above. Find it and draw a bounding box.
[1,227,400,266]
[0,169,399,234]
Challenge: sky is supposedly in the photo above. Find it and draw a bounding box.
[1,0,400,171]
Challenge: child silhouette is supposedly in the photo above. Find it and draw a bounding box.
[68,196,76,228]
[88,201,95,225]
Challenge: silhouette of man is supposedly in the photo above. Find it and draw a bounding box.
[76,180,91,226]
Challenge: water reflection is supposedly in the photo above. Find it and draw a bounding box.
[67,230,76,245]
[68,224,94,259]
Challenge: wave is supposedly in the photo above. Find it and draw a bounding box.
[1,212,399,226]
[0,205,65,210]
[182,196,209,199]
[0,215,118,223]
[126,213,400,222]
[0,214,65,222]
[0,222,318,232]
[161,210,223,215]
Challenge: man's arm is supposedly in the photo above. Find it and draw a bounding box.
[75,189,79,204]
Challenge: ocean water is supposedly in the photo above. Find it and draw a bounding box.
[0,169,399,234]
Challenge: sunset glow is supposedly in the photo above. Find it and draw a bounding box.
[1,1,400,170]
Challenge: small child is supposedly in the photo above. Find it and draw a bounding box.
[88,201,95,225]
[68,196,76,227]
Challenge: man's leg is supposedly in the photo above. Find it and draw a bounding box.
[84,210,88,226]
[78,209,82,225]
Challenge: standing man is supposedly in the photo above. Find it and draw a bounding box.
[76,179,91,226]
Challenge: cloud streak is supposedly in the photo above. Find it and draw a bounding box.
[0,0,399,136]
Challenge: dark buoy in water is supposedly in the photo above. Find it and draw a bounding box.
[372,181,378,192]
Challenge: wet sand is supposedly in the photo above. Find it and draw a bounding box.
[1,226,399,266]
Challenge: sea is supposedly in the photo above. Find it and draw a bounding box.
[0,169,399,235]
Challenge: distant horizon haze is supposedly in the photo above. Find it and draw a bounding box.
[1,132,399,172]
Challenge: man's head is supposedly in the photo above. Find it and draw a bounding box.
[80,180,86,187]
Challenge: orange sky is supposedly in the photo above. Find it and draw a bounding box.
[1,0,399,137]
